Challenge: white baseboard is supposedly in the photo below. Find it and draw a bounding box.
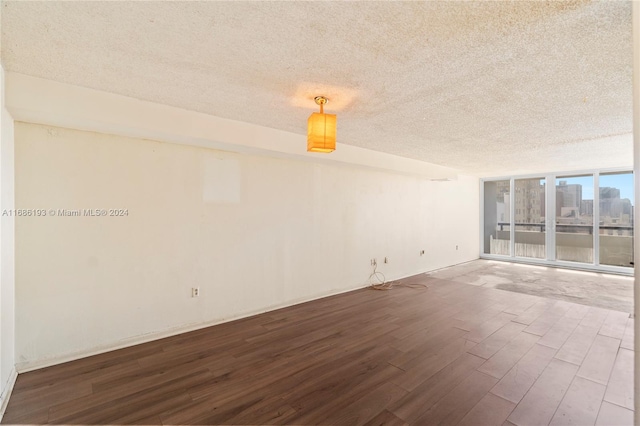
[0,367,18,423]
[16,283,372,373]
[16,259,477,374]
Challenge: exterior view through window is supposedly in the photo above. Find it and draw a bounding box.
[483,170,634,273]
[555,175,594,263]
[515,178,546,259]
[599,172,634,267]
[483,180,510,255]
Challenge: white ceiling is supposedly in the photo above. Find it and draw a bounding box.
[1,1,633,176]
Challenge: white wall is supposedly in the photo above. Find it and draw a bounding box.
[632,1,639,421]
[14,122,479,369]
[0,65,17,415]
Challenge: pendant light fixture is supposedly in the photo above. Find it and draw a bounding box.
[307,96,336,153]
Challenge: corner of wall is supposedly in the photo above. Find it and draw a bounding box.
[0,366,17,422]
[0,62,17,418]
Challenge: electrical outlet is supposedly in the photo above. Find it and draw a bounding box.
[420,250,425,255]
[371,258,377,266]
[192,287,200,297]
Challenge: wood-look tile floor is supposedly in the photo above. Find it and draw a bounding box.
[2,274,634,425]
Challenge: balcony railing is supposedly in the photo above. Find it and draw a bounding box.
[497,222,633,235]
[490,224,633,267]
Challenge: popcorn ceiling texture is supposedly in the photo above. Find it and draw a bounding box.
[0,1,632,176]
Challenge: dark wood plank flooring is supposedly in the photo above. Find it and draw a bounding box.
[2,273,634,425]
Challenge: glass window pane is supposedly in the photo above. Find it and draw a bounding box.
[556,175,594,263]
[483,180,510,255]
[599,172,634,267]
[515,178,546,258]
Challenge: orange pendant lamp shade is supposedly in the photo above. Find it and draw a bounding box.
[307,96,336,153]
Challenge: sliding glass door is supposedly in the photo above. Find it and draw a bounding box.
[514,178,546,259]
[599,172,634,267]
[555,175,593,263]
[482,169,633,274]
[483,180,511,256]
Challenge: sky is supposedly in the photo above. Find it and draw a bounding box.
[559,173,634,204]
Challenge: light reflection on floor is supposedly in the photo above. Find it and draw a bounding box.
[427,259,634,313]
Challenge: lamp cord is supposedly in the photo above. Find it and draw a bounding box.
[368,263,429,291]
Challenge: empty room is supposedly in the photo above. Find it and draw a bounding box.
[0,1,637,425]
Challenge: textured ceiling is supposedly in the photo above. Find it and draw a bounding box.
[1,1,633,176]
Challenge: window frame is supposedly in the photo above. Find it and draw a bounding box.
[480,167,633,276]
